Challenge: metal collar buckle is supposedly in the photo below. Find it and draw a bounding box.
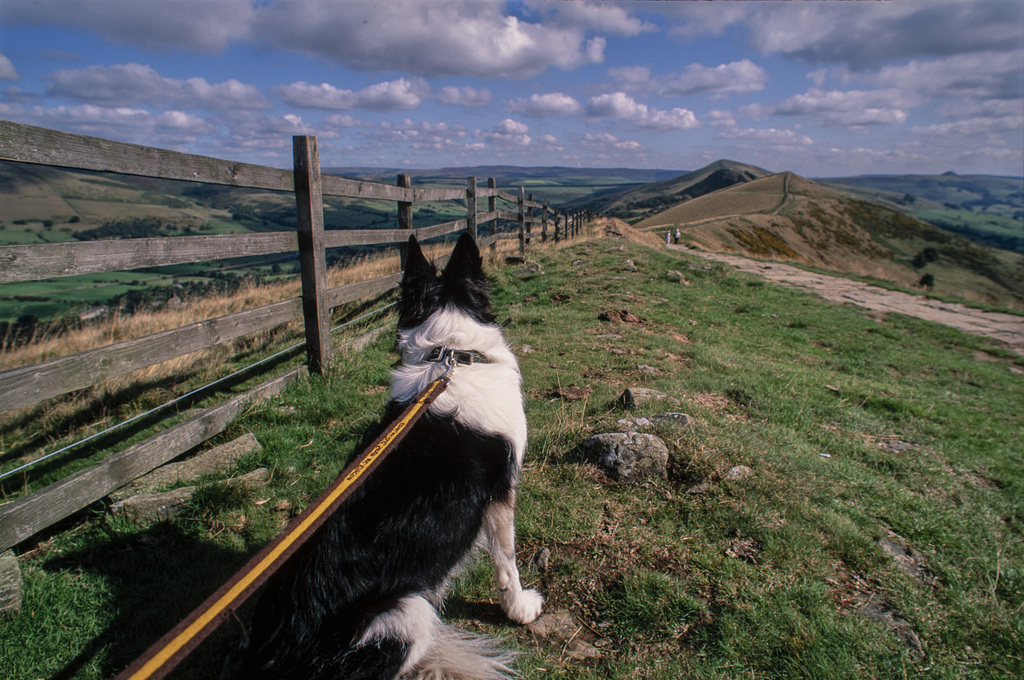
[424,345,491,367]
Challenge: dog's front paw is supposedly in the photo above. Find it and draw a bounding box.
[503,588,544,625]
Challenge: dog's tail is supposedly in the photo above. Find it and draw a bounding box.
[409,624,517,680]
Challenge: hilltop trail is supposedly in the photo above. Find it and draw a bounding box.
[670,245,1024,356]
[599,217,1023,356]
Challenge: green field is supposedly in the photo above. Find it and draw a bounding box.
[3,234,1021,679]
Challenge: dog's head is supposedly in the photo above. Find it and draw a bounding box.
[397,233,495,330]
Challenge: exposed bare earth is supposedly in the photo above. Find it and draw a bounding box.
[668,244,1024,356]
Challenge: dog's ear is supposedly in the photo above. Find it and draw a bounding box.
[441,232,484,286]
[402,235,436,283]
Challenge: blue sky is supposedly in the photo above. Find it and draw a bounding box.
[1,0,1021,177]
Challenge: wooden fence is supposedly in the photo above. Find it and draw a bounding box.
[0,119,585,552]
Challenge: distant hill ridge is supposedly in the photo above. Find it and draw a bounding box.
[631,169,1023,310]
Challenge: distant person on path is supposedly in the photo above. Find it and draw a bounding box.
[666,230,671,245]
[674,228,680,244]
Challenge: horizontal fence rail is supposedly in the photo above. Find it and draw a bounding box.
[0,119,588,552]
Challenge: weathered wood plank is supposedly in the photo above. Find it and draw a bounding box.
[0,297,302,414]
[0,367,304,552]
[321,220,466,249]
[0,120,293,191]
[326,272,402,310]
[413,187,466,202]
[497,211,519,222]
[320,174,412,202]
[476,211,499,226]
[496,189,518,203]
[0,232,299,284]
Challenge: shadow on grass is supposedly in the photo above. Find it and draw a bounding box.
[42,521,254,680]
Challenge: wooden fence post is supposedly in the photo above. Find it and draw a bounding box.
[397,173,413,267]
[518,186,526,256]
[542,199,549,243]
[527,193,534,247]
[292,135,331,374]
[466,176,477,242]
[488,178,497,255]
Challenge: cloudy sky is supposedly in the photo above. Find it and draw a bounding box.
[0,0,1021,177]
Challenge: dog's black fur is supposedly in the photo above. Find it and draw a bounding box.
[240,234,524,680]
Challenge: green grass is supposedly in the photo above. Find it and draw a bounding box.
[2,235,1022,679]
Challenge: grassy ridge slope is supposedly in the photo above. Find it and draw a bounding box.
[637,173,1024,310]
[3,231,1021,679]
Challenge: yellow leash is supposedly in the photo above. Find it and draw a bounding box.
[115,372,451,680]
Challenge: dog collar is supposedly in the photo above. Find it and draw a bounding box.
[423,345,493,366]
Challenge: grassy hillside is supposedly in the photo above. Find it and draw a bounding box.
[2,230,1022,679]
[819,174,1023,253]
[574,160,771,222]
[636,173,1024,311]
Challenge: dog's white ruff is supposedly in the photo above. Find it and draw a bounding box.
[392,307,528,465]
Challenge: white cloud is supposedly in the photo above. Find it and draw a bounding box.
[5,102,215,148]
[528,0,656,37]
[476,118,531,146]
[534,133,564,152]
[2,0,254,52]
[252,0,606,78]
[371,119,469,151]
[672,0,1023,71]
[572,132,647,165]
[322,114,374,129]
[873,52,1023,100]
[0,54,19,80]
[586,92,699,130]
[608,66,652,91]
[435,86,493,108]
[505,92,581,117]
[774,88,916,126]
[715,123,814,147]
[45,63,269,109]
[911,116,1024,139]
[274,78,429,111]
[658,60,768,97]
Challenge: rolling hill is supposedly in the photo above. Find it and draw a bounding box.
[633,170,1024,310]
[819,173,1023,252]
[570,159,771,221]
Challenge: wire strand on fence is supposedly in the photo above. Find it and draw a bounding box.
[0,302,398,483]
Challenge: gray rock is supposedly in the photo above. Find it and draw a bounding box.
[649,412,692,429]
[724,465,753,481]
[685,482,711,495]
[615,412,691,433]
[617,387,667,409]
[584,432,669,481]
[615,416,652,432]
[0,550,21,616]
[516,260,543,275]
[110,486,196,523]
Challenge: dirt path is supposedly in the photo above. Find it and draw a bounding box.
[666,244,1024,356]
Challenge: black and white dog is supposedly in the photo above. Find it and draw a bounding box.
[241,233,542,679]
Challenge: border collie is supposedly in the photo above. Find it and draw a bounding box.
[241,233,543,679]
